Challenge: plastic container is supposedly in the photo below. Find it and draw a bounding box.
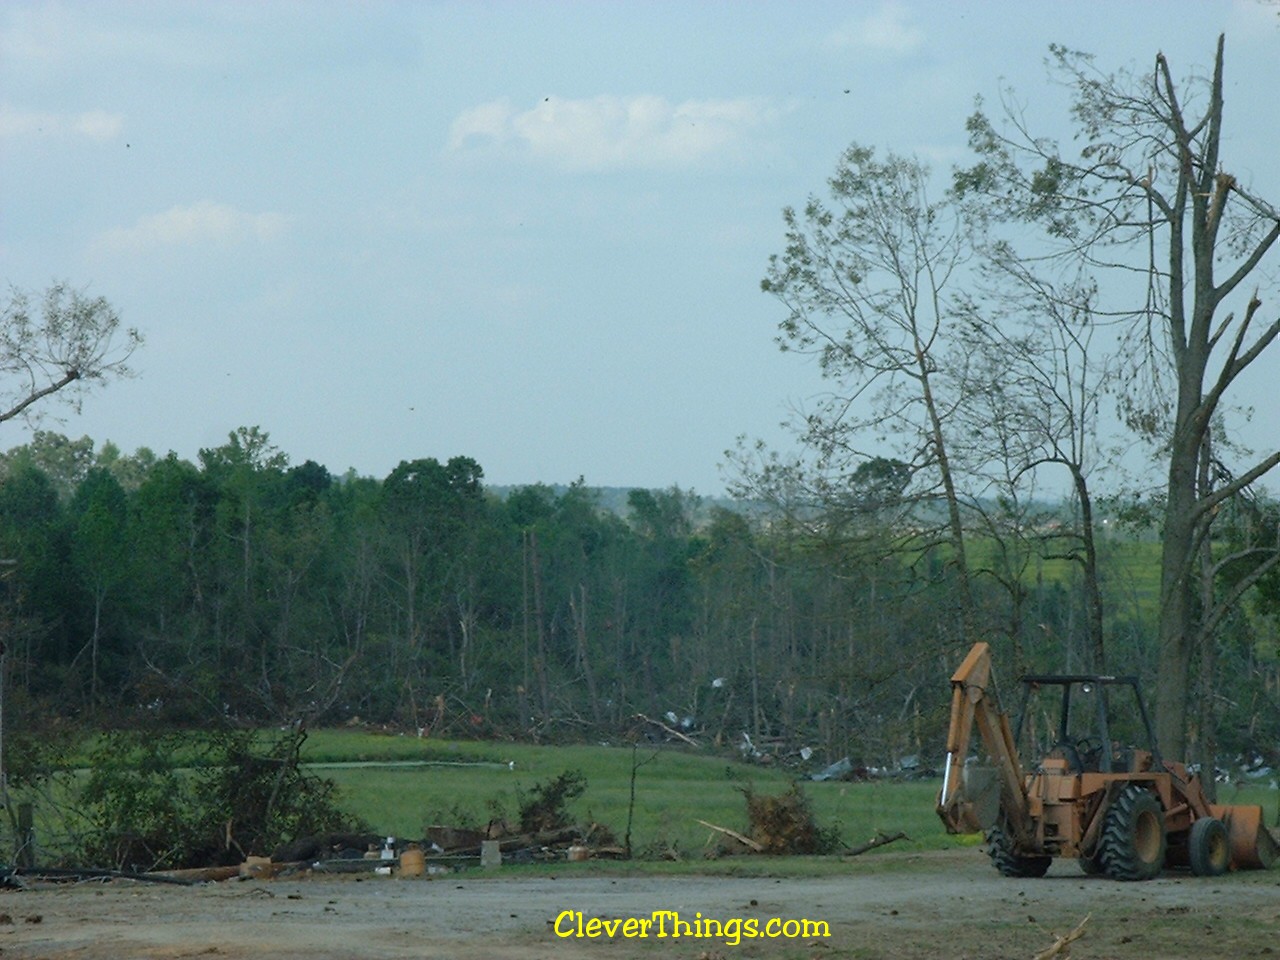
[399,844,425,878]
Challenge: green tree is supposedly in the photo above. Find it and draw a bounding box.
[128,454,219,718]
[0,464,71,685]
[759,145,977,644]
[0,283,141,425]
[379,456,486,716]
[69,468,130,705]
[0,432,96,501]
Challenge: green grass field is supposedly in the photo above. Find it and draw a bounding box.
[962,534,1164,625]
[304,731,958,860]
[298,731,1278,865]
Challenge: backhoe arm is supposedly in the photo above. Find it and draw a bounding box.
[936,643,1034,844]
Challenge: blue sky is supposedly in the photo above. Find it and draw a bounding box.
[2,1,1277,494]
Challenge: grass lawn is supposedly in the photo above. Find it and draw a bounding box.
[305,730,980,858]
[301,730,1278,866]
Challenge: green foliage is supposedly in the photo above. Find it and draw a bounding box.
[0,416,1274,769]
[74,728,364,871]
[77,731,203,870]
[517,768,587,832]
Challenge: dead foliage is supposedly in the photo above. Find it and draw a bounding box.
[737,783,841,855]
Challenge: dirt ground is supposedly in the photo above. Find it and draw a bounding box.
[2,850,1278,960]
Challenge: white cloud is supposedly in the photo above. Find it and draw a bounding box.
[447,95,779,171]
[825,2,924,56]
[93,201,288,255]
[0,106,123,140]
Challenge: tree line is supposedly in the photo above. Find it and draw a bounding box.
[0,427,1277,774]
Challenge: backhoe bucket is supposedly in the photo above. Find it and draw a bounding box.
[1210,804,1277,870]
[937,764,1000,834]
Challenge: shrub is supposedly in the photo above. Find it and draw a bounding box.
[517,769,586,833]
[75,727,364,871]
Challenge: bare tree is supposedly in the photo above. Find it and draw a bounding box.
[956,261,1109,672]
[0,282,141,425]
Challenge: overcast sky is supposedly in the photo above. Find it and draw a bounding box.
[2,1,1277,494]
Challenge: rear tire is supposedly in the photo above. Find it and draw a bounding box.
[987,823,1051,878]
[1098,785,1166,881]
[1187,817,1230,876]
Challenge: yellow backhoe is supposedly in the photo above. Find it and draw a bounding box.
[936,642,1275,879]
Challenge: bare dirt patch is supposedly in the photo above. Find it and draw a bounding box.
[3,851,1278,960]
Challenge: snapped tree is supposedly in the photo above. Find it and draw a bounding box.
[954,36,1280,758]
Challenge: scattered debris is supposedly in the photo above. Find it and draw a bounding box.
[271,832,378,863]
[811,757,852,782]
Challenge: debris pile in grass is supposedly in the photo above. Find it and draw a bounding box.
[739,783,841,855]
[258,768,623,876]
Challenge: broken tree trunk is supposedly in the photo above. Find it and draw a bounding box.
[695,819,764,852]
[843,831,907,857]
[634,713,700,748]
[449,827,581,857]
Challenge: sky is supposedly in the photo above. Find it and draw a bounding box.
[2,1,1278,495]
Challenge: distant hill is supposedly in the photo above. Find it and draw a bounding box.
[484,483,750,521]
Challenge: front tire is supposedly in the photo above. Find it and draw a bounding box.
[1187,817,1230,876]
[1098,785,1166,881]
[987,823,1051,878]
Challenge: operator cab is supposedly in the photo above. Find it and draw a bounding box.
[1013,674,1161,775]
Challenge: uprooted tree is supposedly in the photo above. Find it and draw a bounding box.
[955,35,1280,759]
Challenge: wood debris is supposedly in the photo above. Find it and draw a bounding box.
[843,831,907,857]
[1031,914,1090,960]
[696,819,764,852]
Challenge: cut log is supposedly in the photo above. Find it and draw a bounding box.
[147,865,243,883]
[16,867,195,886]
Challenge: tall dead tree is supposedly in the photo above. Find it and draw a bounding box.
[958,36,1280,757]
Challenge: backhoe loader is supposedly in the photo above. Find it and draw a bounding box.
[936,642,1275,880]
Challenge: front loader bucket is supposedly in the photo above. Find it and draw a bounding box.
[1210,804,1277,870]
